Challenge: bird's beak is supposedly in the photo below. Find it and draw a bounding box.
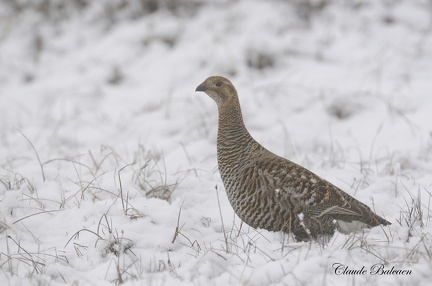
[195,82,206,92]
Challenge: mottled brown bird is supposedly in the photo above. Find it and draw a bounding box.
[196,76,390,242]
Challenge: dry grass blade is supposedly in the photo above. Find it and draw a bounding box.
[64,229,104,249]
[18,131,45,182]
[13,209,63,225]
[6,235,46,274]
[215,185,229,253]
[171,201,184,243]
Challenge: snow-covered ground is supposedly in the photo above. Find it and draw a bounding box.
[1,0,431,285]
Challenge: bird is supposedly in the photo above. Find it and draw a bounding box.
[195,76,391,242]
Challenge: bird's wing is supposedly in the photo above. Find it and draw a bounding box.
[246,157,387,225]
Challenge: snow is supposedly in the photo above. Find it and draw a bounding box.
[1,0,431,285]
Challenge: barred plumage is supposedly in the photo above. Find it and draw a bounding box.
[196,76,390,241]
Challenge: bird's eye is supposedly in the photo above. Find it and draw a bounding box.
[215,81,223,87]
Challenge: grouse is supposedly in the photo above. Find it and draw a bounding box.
[196,76,391,241]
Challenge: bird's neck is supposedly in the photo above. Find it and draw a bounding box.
[217,101,249,140]
[216,99,255,178]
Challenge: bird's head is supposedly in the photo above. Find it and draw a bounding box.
[195,76,238,107]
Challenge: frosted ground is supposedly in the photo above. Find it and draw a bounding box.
[0,0,431,285]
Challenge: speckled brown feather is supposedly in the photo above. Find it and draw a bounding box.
[196,76,391,241]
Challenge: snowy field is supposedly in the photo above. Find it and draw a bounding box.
[1,0,431,285]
